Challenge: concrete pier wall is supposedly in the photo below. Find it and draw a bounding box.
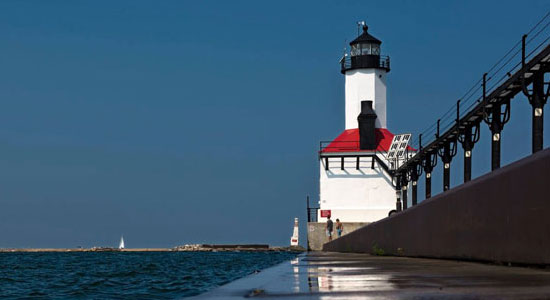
[307,222,368,251]
[324,148,550,265]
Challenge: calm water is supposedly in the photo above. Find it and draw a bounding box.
[0,251,298,299]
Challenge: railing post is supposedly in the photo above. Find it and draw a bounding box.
[522,34,527,68]
[483,73,487,102]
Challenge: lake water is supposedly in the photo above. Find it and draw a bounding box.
[0,251,298,299]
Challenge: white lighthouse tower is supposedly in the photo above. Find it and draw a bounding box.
[290,218,299,246]
[344,24,389,130]
[308,24,405,251]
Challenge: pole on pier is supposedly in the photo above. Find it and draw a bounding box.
[401,174,408,210]
[458,123,480,183]
[422,151,437,199]
[441,143,451,191]
[483,98,510,171]
[408,162,422,206]
[402,186,408,210]
[521,35,547,154]
[395,174,402,212]
[491,126,501,170]
[531,71,546,153]
[443,161,450,191]
[491,102,503,170]
[408,136,423,206]
[457,100,480,183]
[411,180,417,205]
[438,140,457,191]
[425,171,432,199]
[463,130,473,181]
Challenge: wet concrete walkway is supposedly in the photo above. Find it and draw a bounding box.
[194,252,550,299]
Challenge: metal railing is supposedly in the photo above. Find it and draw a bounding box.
[340,55,390,73]
[406,11,550,155]
[391,11,550,210]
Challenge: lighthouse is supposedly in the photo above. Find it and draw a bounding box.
[290,218,299,246]
[308,24,407,251]
[343,24,389,130]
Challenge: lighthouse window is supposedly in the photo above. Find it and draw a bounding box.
[351,45,360,56]
[352,43,380,56]
[371,44,380,55]
[360,44,371,55]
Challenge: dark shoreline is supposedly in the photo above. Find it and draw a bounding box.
[0,245,305,253]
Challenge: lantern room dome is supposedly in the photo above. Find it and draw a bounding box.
[350,25,382,46]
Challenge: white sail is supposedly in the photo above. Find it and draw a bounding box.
[119,236,125,249]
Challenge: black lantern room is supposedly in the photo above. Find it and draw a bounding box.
[341,25,390,74]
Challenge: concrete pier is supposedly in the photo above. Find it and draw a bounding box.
[307,222,368,251]
[324,148,550,265]
[194,252,550,299]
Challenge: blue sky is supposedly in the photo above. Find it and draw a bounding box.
[0,0,548,247]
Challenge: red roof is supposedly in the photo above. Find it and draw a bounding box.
[321,128,415,153]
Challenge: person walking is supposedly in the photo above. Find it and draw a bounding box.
[326,216,334,242]
[336,219,344,238]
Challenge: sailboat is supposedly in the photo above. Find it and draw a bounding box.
[119,236,125,250]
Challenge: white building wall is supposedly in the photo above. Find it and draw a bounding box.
[318,155,395,223]
[344,68,387,129]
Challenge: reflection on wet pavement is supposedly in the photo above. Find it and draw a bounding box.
[297,252,550,299]
[196,252,550,299]
[309,266,393,292]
